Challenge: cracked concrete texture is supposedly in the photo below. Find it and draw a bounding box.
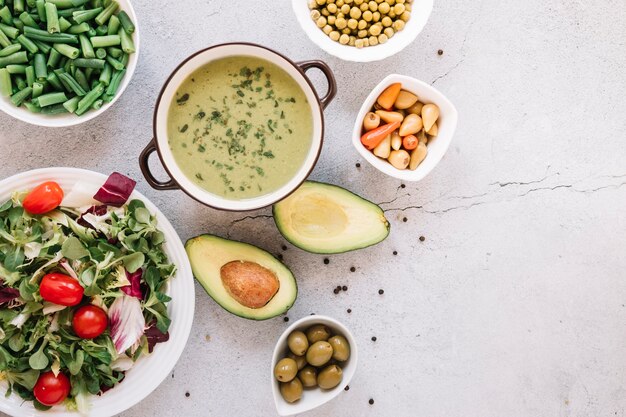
[1,0,625,416]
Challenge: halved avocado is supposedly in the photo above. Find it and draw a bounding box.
[185,234,297,320]
[273,181,390,254]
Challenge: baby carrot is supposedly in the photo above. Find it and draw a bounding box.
[361,121,400,150]
[376,82,402,109]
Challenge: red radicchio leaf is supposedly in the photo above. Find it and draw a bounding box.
[0,286,20,304]
[145,324,169,353]
[77,205,108,228]
[93,172,136,207]
[121,269,144,299]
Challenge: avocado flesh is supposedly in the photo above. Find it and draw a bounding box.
[185,234,297,320]
[273,181,390,254]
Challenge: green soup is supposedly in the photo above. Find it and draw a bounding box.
[167,56,314,199]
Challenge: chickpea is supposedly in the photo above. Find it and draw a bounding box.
[369,23,382,36]
[350,6,362,19]
[341,4,350,13]
[393,3,405,14]
[387,0,395,4]
[381,16,392,27]
[329,30,340,41]
[335,17,347,29]
[321,8,330,16]
[358,19,368,29]
[378,33,388,43]
[358,29,368,38]
[372,11,381,22]
[355,38,365,48]
[368,1,378,11]
[337,12,345,18]
[388,10,396,18]
[336,0,344,5]
[378,2,390,13]
[339,33,350,44]
[363,38,370,47]
[369,35,379,46]
[362,10,373,21]
[327,15,336,24]
[400,11,411,21]
[349,35,356,45]
[359,2,368,11]
[323,24,333,34]
[316,0,326,5]
[309,0,317,9]
[354,0,364,4]
[405,3,411,11]
[384,27,394,38]
[310,9,321,20]
[316,16,327,27]
[348,18,358,29]
[327,3,338,13]
[344,0,353,3]
[396,0,405,3]
[392,19,405,31]
[341,27,351,34]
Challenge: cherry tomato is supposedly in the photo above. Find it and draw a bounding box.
[33,371,71,406]
[402,134,418,150]
[39,273,84,306]
[23,181,64,215]
[72,305,108,339]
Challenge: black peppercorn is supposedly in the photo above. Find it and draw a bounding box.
[369,398,375,405]
[378,289,384,295]
[371,336,377,341]
[419,236,425,242]
[342,285,348,291]
[283,317,289,322]
[324,258,330,265]
[438,49,443,55]
[350,266,356,272]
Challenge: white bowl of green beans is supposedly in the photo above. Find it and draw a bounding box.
[0,0,139,127]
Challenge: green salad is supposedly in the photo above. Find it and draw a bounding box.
[0,172,175,412]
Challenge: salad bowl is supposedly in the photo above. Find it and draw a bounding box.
[0,167,194,417]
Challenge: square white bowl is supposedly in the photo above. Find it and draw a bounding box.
[0,0,140,127]
[292,0,433,62]
[352,74,458,181]
[271,315,358,416]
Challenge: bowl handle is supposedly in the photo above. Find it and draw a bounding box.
[139,139,179,191]
[297,60,337,109]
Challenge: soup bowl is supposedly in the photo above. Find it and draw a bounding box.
[139,42,336,211]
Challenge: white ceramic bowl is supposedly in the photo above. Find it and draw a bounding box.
[352,74,458,181]
[292,0,433,62]
[0,168,194,417]
[0,1,140,127]
[271,315,358,416]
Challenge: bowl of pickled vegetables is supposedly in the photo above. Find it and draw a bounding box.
[353,73,458,181]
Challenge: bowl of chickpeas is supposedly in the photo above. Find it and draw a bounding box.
[292,0,433,62]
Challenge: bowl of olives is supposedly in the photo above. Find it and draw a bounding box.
[271,315,358,416]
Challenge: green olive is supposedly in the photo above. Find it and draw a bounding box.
[328,335,350,361]
[306,341,333,366]
[280,377,303,403]
[298,366,318,388]
[287,352,307,370]
[274,358,298,382]
[306,324,331,343]
[317,365,343,389]
[288,331,308,356]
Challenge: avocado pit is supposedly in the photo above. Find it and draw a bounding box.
[220,260,280,309]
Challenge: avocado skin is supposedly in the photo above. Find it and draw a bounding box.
[185,234,297,320]
[272,181,390,254]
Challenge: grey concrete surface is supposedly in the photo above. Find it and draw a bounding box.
[1,0,626,416]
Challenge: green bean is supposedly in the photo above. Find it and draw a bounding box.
[98,61,110,84]
[35,0,46,22]
[0,28,9,48]
[18,11,38,28]
[36,91,67,106]
[59,16,72,32]
[0,43,21,57]
[0,6,12,25]
[120,52,128,66]
[72,57,104,68]
[13,20,24,32]
[24,27,79,44]
[84,66,92,80]
[6,64,26,74]
[0,23,20,40]
[10,86,32,106]
[26,0,37,7]
[90,34,118,48]
[95,47,106,59]
[117,10,134,34]
[46,0,89,8]
[17,34,39,53]
[33,53,47,80]
[47,47,61,67]
[67,22,89,34]
[0,67,11,96]
[53,43,79,59]
[94,1,117,26]
[105,54,123,70]
[14,0,25,13]
[72,7,101,24]
[63,95,79,112]
[102,67,122,101]
[95,25,107,36]
[25,64,35,85]
[75,81,103,114]
[77,34,93,58]
[118,27,133,54]
[24,100,41,112]
[15,76,27,90]
[74,66,88,90]
[91,98,102,109]
[0,52,28,68]
[107,14,119,35]
[31,80,43,98]
[57,71,85,95]
[45,2,60,33]
[40,102,68,114]
[106,46,121,58]
[31,39,51,53]
[58,7,84,18]
[46,70,62,89]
